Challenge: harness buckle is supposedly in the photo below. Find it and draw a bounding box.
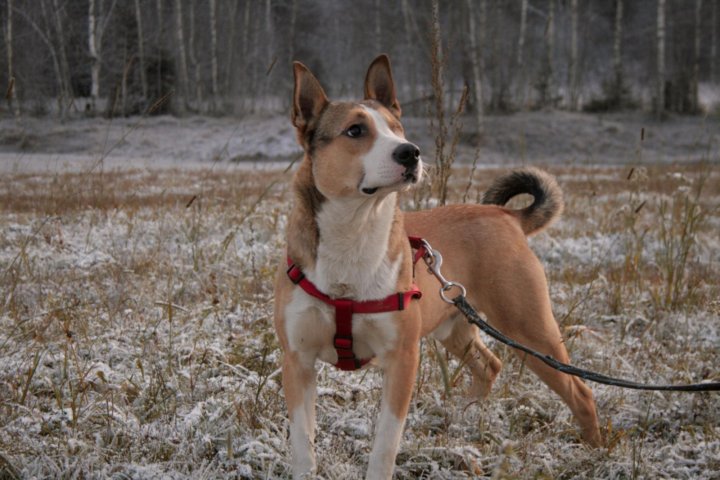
[286,264,305,284]
[333,335,353,351]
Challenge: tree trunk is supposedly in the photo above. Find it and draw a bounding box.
[517,0,529,106]
[14,4,63,116]
[88,0,100,110]
[517,0,528,67]
[692,0,703,112]
[48,0,72,117]
[135,0,148,102]
[223,1,240,99]
[187,0,202,108]
[569,0,579,110]
[401,0,419,111]
[374,0,382,53]
[88,0,115,113]
[5,0,20,117]
[156,0,164,100]
[541,0,556,106]
[173,0,189,113]
[656,0,666,117]
[465,0,484,136]
[711,0,717,83]
[612,0,624,106]
[209,0,219,112]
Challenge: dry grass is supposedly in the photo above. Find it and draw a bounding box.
[0,159,718,478]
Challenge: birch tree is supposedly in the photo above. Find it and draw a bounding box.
[88,0,116,112]
[174,0,190,113]
[656,0,666,117]
[569,0,579,110]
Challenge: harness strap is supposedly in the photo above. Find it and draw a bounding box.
[286,237,425,371]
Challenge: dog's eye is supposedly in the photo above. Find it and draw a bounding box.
[345,124,364,138]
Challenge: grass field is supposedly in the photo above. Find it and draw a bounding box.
[1,153,719,478]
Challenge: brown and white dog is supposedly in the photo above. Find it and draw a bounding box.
[274,55,601,479]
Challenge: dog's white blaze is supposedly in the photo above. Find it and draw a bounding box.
[367,399,406,479]
[360,106,408,191]
[313,193,400,300]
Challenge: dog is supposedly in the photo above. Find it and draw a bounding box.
[273,54,601,479]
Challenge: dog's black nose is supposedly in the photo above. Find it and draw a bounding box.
[392,143,421,168]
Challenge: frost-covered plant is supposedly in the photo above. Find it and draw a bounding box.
[651,170,708,310]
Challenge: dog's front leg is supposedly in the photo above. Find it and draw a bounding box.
[282,350,318,479]
[366,346,419,480]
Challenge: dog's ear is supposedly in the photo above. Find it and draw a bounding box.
[292,62,329,132]
[364,54,401,118]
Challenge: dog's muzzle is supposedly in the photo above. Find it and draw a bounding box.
[393,143,421,183]
[393,143,421,169]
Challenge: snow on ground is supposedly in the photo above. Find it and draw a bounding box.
[0,112,719,479]
[1,110,718,173]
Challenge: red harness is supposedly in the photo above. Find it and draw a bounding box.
[286,237,427,371]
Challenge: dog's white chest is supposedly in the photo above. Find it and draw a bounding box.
[284,288,399,364]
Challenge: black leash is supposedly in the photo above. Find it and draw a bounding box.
[452,295,720,392]
[418,239,720,392]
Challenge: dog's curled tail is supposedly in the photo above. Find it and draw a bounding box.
[482,167,564,236]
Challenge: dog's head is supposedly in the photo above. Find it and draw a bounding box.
[291,55,422,200]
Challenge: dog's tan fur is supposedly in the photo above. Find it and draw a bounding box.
[274,55,601,479]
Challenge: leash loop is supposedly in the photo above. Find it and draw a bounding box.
[440,282,467,304]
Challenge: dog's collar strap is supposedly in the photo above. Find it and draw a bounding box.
[286,237,425,371]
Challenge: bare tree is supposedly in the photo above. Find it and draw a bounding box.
[712,0,718,83]
[692,0,703,112]
[43,0,72,117]
[569,0,579,110]
[174,0,190,113]
[656,0,666,117]
[187,1,202,107]
[88,0,116,112]
[5,0,20,117]
[209,0,219,111]
[465,0,484,136]
[13,4,65,115]
[612,0,624,106]
[223,1,240,99]
[516,0,529,105]
[134,0,148,102]
[517,0,528,67]
[538,0,556,106]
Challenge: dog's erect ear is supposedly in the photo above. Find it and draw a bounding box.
[292,62,329,132]
[364,54,401,118]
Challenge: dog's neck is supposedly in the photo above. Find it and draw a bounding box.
[287,161,409,301]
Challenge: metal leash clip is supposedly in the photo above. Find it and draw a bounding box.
[419,239,467,304]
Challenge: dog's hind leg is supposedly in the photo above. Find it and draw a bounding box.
[281,351,318,478]
[433,315,503,400]
[487,291,602,446]
[510,337,602,446]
